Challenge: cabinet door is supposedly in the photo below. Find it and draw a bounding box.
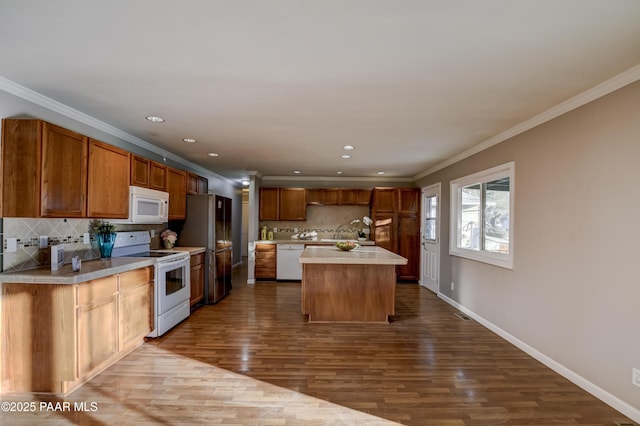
[259,188,279,220]
[1,119,41,217]
[76,278,118,377]
[87,139,130,218]
[131,155,150,187]
[167,167,187,219]
[371,188,396,213]
[398,188,420,214]
[372,213,397,253]
[187,172,199,195]
[307,188,339,205]
[280,188,306,220]
[338,189,372,205]
[197,175,209,194]
[397,214,420,280]
[41,122,88,217]
[149,161,167,191]
[190,253,205,306]
[119,269,153,352]
[255,244,276,279]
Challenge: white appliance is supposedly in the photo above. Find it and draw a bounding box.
[112,186,169,224]
[276,244,304,280]
[112,231,190,337]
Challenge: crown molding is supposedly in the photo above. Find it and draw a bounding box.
[0,75,234,185]
[413,63,640,181]
[262,175,413,183]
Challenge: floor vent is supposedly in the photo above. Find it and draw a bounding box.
[454,312,471,321]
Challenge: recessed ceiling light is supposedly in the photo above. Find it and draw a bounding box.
[340,154,351,159]
[293,170,302,174]
[241,180,250,186]
[182,138,197,143]
[145,116,165,123]
[207,152,219,157]
[336,171,343,175]
[376,171,385,175]
[343,145,355,150]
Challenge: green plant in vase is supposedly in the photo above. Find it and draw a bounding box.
[93,220,117,259]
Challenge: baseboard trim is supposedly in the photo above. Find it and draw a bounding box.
[438,293,640,423]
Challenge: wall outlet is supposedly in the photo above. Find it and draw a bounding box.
[451,282,455,291]
[39,236,48,248]
[6,238,17,252]
[149,230,155,238]
[83,232,90,244]
[633,368,640,388]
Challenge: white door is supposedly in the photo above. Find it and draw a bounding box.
[421,183,440,293]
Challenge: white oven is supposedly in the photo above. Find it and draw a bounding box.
[154,254,191,337]
[112,231,191,337]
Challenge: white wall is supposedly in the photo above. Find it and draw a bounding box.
[416,80,640,418]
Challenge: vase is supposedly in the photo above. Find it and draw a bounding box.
[164,240,174,249]
[97,233,116,259]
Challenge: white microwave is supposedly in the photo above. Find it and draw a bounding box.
[112,186,169,224]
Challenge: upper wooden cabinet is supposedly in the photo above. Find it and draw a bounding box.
[87,139,130,218]
[371,188,397,213]
[1,119,88,218]
[307,188,339,205]
[149,161,167,191]
[167,167,187,220]
[130,155,150,188]
[338,189,372,205]
[280,188,306,220]
[131,156,168,191]
[187,172,209,195]
[259,188,280,220]
[259,188,306,221]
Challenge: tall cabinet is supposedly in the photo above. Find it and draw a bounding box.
[371,188,420,281]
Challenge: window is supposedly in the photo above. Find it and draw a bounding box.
[450,162,514,269]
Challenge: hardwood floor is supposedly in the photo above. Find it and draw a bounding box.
[1,261,636,425]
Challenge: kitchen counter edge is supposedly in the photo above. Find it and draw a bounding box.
[0,257,157,285]
[255,239,375,246]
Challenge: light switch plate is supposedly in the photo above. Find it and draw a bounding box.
[83,233,90,244]
[39,236,48,248]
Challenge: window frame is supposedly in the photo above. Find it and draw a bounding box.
[449,162,515,269]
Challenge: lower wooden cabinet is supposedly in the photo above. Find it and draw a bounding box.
[0,266,153,394]
[190,252,205,306]
[255,243,276,279]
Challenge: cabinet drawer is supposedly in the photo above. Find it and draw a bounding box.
[255,243,276,252]
[77,276,117,306]
[255,256,276,268]
[190,253,204,267]
[119,267,153,290]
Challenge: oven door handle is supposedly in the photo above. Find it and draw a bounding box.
[157,256,190,266]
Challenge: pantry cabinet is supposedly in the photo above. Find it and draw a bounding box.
[87,139,130,218]
[167,167,187,220]
[1,119,89,218]
[371,187,420,281]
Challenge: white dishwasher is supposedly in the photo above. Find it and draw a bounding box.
[276,244,304,280]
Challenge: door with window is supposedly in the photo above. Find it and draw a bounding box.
[421,183,440,293]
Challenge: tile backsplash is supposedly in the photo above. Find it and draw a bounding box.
[260,205,371,240]
[1,218,165,272]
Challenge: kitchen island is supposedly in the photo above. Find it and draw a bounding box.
[299,246,407,323]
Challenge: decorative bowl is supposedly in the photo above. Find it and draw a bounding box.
[335,241,359,251]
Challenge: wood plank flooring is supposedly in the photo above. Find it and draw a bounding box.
[1,262,636,425]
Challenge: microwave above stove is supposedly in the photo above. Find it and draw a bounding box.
[112,186,169,224]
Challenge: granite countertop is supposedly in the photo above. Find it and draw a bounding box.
[0,257,156,285]
[299,245,407,265]
[256,239,376,246]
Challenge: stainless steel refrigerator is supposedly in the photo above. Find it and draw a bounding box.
[179,194,232,304]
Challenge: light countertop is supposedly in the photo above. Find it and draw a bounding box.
[299,245,407,265]
[256,239,376,246]
[0,257,156,285]
[160,246,206,255]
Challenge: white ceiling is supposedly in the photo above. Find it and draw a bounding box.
[1,1,640,183]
